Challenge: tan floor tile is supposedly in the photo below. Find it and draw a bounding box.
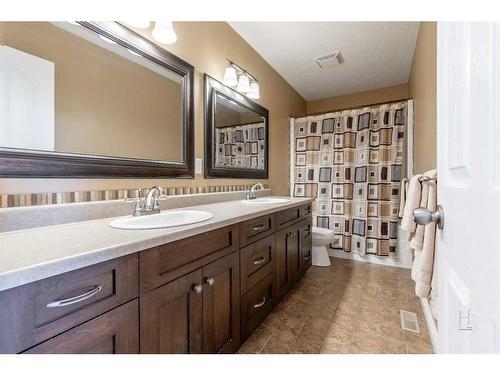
[242,259,433,354]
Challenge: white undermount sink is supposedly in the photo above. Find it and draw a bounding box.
[109,210,214,230]
[241,197,291,205]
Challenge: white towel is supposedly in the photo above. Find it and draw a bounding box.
[401,174,423,235]
[414,180,437,299]
[398,177,408,219]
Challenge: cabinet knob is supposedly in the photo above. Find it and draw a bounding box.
[204,277,215,287]
[192,284,203,294]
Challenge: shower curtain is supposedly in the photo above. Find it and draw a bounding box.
[291,101,407,257]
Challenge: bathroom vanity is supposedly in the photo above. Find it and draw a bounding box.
[0,199,312,354]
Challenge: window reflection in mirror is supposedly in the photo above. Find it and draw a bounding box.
[0,22,184,162]
[214,94,266,170]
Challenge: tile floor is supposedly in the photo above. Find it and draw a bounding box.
[238,258,434,354]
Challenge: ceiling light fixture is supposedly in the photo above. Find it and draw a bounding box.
[152,21,177,44]
[223,59,260,100]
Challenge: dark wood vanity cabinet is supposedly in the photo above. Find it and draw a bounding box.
[140,269,204,353]
[25,300,139,354]
[276,222,303,298]
[140,252,240,354]
[0,203,312,354]
[202,252,240,354]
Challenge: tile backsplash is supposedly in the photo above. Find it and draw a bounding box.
[0,183,269,209]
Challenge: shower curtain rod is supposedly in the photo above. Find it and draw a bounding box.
[291,97,413,119]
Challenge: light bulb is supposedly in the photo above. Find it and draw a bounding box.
[223,66,238,87]
[125,21,151,29]
[236,74,251,93]
[152,21,177,44]
[247,81,260,99]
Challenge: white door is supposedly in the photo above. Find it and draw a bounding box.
[0,45,55,151]
[437,22,500,353]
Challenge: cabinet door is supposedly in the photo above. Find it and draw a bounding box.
[24,300,139,354]
[140,269,203,354]
[276,223,301,298]
[202,252,240,354]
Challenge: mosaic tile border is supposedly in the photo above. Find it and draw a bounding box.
[0,184,269,209]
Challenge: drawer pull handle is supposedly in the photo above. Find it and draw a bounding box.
[304,255,311,261]
[253,297,267,309]
[204,277,215,286]
[192,284,203,294]
[253,256,266,265]
[46,284,103,308]
[252,224,265,231]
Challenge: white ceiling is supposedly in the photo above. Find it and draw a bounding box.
[229,22,420,101]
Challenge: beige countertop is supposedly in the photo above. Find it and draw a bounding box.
[0,197,313,292]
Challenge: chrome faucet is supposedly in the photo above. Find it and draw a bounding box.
[246,183,264,200]
[126,186,167,216]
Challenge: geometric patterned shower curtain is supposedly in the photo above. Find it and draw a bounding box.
[292,101,407,257]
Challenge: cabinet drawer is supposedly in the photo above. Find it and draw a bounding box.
[24,299,139,354]
[240,235,276,294]
[240,214,275,247]
[241,272,278,341]
[276,206,302,230]
[0,254,138,354]
[140,225,238,293]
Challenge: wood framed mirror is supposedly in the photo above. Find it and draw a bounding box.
[204,74,269,179]
[0,21,194,178]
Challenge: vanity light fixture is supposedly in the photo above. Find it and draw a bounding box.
[223,66,238,86]
[247,81,260,99]
[236,74,251,93]
[152,21,177,44]
[223,59,260,99]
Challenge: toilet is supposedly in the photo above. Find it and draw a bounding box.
[311,227,334,267]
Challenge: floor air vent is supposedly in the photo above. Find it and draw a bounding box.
[400,310,421,334]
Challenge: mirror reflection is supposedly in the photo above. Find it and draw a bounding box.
[0,22,184,162]
[214,93,265,170]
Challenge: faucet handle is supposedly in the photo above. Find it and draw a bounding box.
[125,188,144,203]
[152,192,168,210]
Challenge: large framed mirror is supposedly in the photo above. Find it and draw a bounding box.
[0,21,194,177]
[204,74,268,179]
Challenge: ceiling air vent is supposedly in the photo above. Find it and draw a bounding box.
[315,51,344,68]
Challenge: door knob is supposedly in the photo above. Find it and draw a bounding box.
[204,277,215,286]
[413,205,444,230]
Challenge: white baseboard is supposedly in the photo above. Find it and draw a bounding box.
[420,297,438,353]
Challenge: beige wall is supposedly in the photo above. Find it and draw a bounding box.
[306,83,409,114]
[408,22,437,174]
[0,22,306,196]
[1,22,183,161]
